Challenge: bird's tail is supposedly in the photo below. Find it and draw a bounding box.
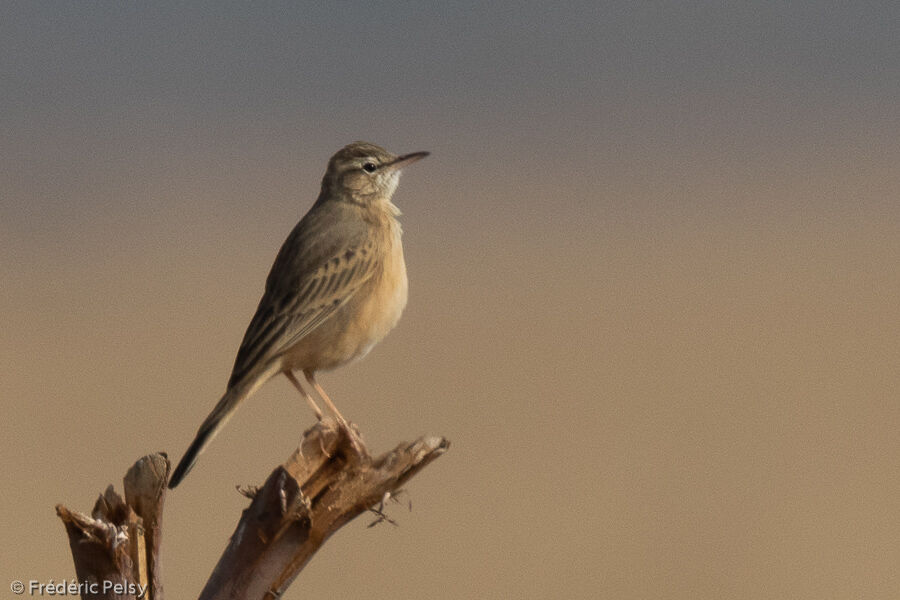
[168,363,279,489]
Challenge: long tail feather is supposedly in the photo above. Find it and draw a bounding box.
[168,363,279,488]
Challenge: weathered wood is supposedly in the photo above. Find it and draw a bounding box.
[199,418,449,600]
[56,421,448,600]
[56,453,169,600]
[124,453,169,599]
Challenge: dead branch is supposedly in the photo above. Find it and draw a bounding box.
[56,419,448,600]
[56,453,169,600]
[199,418,449,600]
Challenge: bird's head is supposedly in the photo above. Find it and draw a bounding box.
[322,141,429,206]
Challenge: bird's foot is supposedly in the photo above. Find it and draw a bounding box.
[337,418,368,458]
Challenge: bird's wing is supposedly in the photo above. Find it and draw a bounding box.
[227,235,379,387]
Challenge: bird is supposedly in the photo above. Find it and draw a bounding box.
[168,141,429,489]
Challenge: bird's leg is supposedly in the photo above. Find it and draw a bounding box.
[285,370,324,421]
[304,371,348,423]
[304,370,366,455]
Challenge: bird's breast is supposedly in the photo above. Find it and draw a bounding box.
[283,222,408,372]
[350,228,408,359]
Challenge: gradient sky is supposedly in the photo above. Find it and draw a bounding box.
[3,3,900,599]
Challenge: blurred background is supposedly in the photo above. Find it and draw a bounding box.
[2,2,899,599]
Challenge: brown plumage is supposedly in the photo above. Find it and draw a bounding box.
[168,142,428,488]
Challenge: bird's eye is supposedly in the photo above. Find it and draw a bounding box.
[362,162,377,173]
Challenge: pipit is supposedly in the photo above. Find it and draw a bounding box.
[168,141,428,488]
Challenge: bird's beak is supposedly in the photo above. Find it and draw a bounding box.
[385,151,430,171]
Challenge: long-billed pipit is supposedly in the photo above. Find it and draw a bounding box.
[168,141,428,489]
